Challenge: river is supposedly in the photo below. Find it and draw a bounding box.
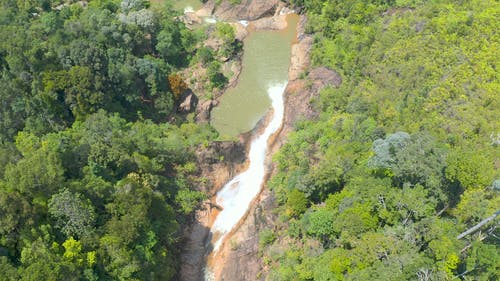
[171,2,298,279]
[205,15,298,280]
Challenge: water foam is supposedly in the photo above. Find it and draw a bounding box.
[184,6,195,13]
[238,20,249,27]
[204,16,217,24]
[209,82,287,252]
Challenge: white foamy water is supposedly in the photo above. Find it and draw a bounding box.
[209,82,287,252]
[238,20,249,27]
[184,6,195,13]
[204,16,217,24]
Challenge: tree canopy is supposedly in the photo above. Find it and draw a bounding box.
[0,0,218,279]
[265,0,499,280]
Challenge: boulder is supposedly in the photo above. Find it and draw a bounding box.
[183,12,202,25]
[231,22,249,41]
[178,91,199,113]
[195,99,214,123]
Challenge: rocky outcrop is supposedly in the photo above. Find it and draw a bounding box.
[210,0,281,21]
[178,12,202,27]
[215,188,276,281]
[179,5,343,281]
[195,100,214,123]
[195,1,215,17]
[195,141,246,193]
[250,14,288,30]
[213,15,343,281]
[231,22,250,41]
[309,67,342,90]
[178,91,199,114]
[280,67,341,139]
[288,15,311,80]
[179,141,247,281]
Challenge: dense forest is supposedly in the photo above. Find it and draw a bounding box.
[0,0,222,279]
[1,0,499,280]
[264,0,499,280]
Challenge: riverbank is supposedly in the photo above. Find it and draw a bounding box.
[178,2,320,280]
[204,14,312,280]
[206,13,344,280]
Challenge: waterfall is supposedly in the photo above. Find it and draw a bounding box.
[209,82,287,252]
[184,6,195,13]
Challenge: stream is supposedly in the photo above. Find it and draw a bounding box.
[173,2,298,279]
[206,15,298,280]
[210,82,287,251]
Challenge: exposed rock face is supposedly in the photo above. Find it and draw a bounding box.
[195,141,246,193]
[280,66,342,138]
[180,141,246,281]
[195,1,215,17]
[281,71,342,141]
[216,188,276,281]
[178,91,199,113]
[250,14,288,30]
[214,15,343,281]
[223,58,243,89]
[209,0,281,21]
[180,215,210,281]
[308,67,342,90]
[178,12,203,27]
[231,22,249,41]
[288,16,311,80]
[195,100,214,123]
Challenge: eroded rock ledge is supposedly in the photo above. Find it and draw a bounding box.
[211,0,281,21]
[179,3,344,281]
[215,15,343,281]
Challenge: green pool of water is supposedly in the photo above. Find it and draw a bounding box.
[211,15,299,137]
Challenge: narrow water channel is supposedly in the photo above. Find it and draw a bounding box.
[210,82,287,251]
[205,15,299,280]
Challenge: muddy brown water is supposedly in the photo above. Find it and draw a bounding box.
[211,15,299,137]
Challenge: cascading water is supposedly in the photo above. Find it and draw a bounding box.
[210,82,287,251]
[204,82,287,280]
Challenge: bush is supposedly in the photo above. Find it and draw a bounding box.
[259,229,276,248]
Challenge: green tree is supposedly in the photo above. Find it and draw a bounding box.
[48,189,96,238]
[285,189,308,217]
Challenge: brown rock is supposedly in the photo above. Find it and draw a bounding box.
[289,36,312,80]
[196,99,214,123]
[184,12,203,25]
[210,0,281,21]
[216,188,276,281]
[196,1,215,17]
[178,91,199,113]
[250,14,288,30]
[179,141,247,281]
[308,67,343,89]
[231,22,249,41]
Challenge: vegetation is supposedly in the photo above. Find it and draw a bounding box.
[1,0,499,280]
[0,0,218,279]
[265,0,499,280]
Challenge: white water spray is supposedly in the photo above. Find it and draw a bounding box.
[209,82,287,252]
[204,16,217,24]
[238,20,249,27]
[184,6,195,13]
